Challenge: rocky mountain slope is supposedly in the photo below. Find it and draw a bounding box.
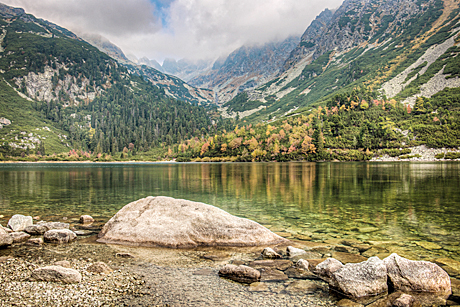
[229,0,460,122]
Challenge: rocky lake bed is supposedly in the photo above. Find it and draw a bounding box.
[1,203,460,307]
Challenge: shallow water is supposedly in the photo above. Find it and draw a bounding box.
[0,162,459,262]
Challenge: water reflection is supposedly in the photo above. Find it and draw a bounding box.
[0,162,459,260]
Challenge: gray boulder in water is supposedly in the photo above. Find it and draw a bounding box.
[8,214,33,231]
[97,196,288,248]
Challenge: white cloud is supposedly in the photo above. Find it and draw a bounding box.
[2,0,343,62]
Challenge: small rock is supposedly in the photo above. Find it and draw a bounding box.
[55,260,71,268]
[248,260,293,271]
[87,262,113,274]
[116,253,134,258]
[10,231,30,243]
[335,245,360,254]
[30,265,82,284]
[296,259,310,271]
[218,264,260,283]
[24,224,49,235]
[383,253,451,294]
[44,229,77,244]
[314,258,343,281]
[260,268,289,282]
[393,293,415,307]
[79,215,94,224]
[284,267,319,279]
[2,227,13,233]
[261,247,282,259]
[27,237,44,245]
[74,230,94,236]
[286,246,307,258]
[331,256,388,298]
[284,280,319,293]
[0,227,13,247]
[248,282,269,292]
[414,241,442,250]
[7,214,33,231]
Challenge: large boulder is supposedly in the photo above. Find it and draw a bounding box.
[44,229,77,244]
[7,214,33,231]
[219,264,260,283]
[330,257,388,298]
[0,227,13,247]
[97,196,288,248]
[383,253,451,294]
[30,266,82,284]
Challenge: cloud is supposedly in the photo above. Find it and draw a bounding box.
[2,0,344,62]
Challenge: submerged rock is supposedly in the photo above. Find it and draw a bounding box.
[218,264,260,283]
[97,196,288,248]
[261,247,282,259]
[330,257,388,298]
[383,253,451,294]
[8,214,33,231]
[25,222,69,235]
[30,266,82,284]
[248,260,293,271]
[44,229,77,244]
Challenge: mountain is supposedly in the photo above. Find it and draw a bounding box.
[227,0,460,122]
[0,3,216,158]
[189,36,300,105]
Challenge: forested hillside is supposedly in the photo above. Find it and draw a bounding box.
[0,3,221,160]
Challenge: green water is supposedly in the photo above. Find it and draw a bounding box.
[1,162,459,260]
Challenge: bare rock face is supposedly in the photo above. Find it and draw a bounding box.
[383,253,451,294]
[44,229,77,244]
[330,257,388,298]
[7,214,33,231]
[97,196,288,248]
[219,264,261,283]
[30,266,82,284]
[0,227,13,247]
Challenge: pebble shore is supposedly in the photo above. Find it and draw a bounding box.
[371,145,460,162]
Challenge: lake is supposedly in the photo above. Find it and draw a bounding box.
[1,162,459,262]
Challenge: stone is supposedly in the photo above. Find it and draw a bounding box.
[393,293,415,307]
[116,253,134,258]
[10,231,30,243]
[259,268,289,282]
[340,239,362,246]
[335,245,360,254]
[74,230,94,236]
[284,280,319,293]
[218,264,260,283]
[415,241,442,250]
[248,282,269,292]
[331,257,388,298]
[314,258,343,281]
[352,244,372,252]
[30,265,82,284]
[2,227,12,233]
[361,247,388,258]
[55,260,71,268]
[97,196,288,248]
[7,214,33,231]
[25,222,69,235]
[296,259,310,271]
[248,260,293,271]
[0,227,13,247]
[261,247,282,259]
[336,299,364,307]
[383,253,451,294]
[44,229,77,244]
[332,251,367,264]
[27,237,43,245]
[79,215,94,224]
[286,246,307,258]
[87,262,113,274]
[284,267,318,279]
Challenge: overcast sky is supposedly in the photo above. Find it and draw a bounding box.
[2,0,343,63]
